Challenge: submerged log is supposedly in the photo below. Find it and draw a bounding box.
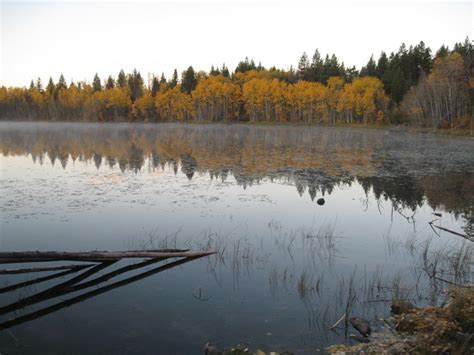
[0,266,94,294]
[0,254,208,330]
[0,264,97,274]
[0,250,214,264]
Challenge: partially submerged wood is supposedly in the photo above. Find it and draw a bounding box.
[0,250,214,264]
[0,264,97,274]
[0,254,209,330]
[0,248,215,328]
[0,257,171,315]
[0,265,95,294]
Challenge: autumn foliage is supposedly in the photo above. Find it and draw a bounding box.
[0,71,388,125]
[0,38,471,127]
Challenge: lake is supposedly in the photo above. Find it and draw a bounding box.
[0,122,472,354]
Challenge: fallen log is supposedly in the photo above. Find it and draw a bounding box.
[0,257,167,315]
[0,254,209,330]
[0,250,215,264]
[0,266,93,294]
[0,264,97,275]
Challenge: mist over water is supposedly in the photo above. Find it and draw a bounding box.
[0,122,472,354]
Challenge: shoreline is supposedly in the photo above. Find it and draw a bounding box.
[0,119,472,137]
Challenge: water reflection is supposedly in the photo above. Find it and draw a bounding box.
[1,122,473,353]
[1,122,472,236]
[0,253,208,331]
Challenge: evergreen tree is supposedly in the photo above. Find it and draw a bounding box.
[57,74,67,91]
[297,52,310,80]
[308,49,324,82]
[235,57,257,73]
[92,73,102,92]
[127,69,144,101]
[169,69,178,88]
[36,77,43,92]
[210,65,220,76]
[345,66,359,82]
[29,80,35,90]
[221,64,230,78]
[436,45,450,58]
[159,73,167,86]
[361,55,377,77]
[151,76,160,96]
[117,69,127,88]
[46,77,55,96]
[453,37,473,73]
[376,52,388,78]
[105,75,115,89]
[181,66,197,94]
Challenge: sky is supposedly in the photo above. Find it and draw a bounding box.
[1,0,472,87]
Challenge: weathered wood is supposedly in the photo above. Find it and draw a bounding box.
[0,266,93,294]
[0,264,97,275]
[0,250,214,264]
[0,255,208,330]
[0,261,116,316]
[0,258,164,315]
[0,252,214,316]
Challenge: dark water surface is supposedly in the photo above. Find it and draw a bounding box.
[0,122,473,354]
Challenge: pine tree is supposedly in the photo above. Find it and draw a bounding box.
[92,73,102,92]
[181,66,197,94]
[36,78,43,92]
[235,57,256,73]
[127,69,144,101]
[105,75,115,89]
[46,77,55,96]
[159,73,167,86]
[169,69,178,88]
[376,52,388,79]
[210,65,220,76]
[436,45,449,58]
[297,52,309,80]
[361,55,377,77]
[117,69,126,88]
[221,64,230,78]
[151,76,160,96]
[57,74,67,91]
[308,49,323,82]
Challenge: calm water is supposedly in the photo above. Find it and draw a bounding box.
[0,122,473,354]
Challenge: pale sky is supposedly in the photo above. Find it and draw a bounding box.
[1,0,472,87]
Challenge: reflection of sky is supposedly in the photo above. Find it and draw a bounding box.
[1,154,465,255]
[0,131,472,353]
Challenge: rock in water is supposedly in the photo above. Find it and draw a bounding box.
[316,198,325,205]
[350,317,371,337]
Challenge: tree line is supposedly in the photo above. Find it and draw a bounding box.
[0,38,471,129]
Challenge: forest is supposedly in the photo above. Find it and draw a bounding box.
[0,38,472,129]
